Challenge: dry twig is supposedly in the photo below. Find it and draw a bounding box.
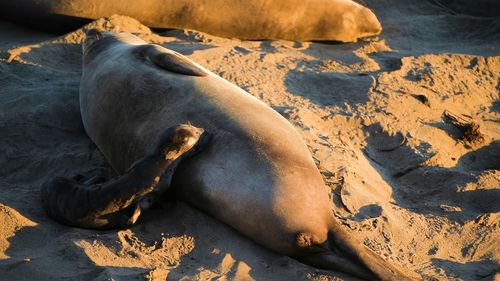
[443,110,484,146]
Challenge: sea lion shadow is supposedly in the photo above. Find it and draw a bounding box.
[53,202,349,280]
[298,39,402,73]
[346,204,383,222]
[0,202,114,279]
[158,39,217,57]
[156,29,218,55]
[132,202,352,280]
[362,125,500,222]
[283,39,405,109]
[300,40,368,62]
[0,41,138,279]
[141,203,261,280]
[19,169,368,281]
[0,12,93,34]
[284,68,373,109]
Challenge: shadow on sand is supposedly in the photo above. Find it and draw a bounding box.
[363,125,500,222]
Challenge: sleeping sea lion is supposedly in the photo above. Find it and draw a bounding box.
[62,29,415,280]
[0,0,382,42]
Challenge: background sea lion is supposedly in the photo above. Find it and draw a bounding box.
[78,29,415,280]
[0,0,382,42]
[41,124,210,230]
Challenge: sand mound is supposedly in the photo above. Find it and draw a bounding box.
[0,204,37,259]
[0,3,499,280]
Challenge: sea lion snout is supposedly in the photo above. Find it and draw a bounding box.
[358,8,382,35]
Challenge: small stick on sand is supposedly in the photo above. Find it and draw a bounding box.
[443,110,484,146]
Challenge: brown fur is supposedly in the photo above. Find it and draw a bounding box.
[79,30,416,280]
[2,0,381,42]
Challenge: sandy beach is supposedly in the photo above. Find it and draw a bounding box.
[0,1,499,280]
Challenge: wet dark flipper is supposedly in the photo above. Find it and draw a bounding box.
[41,124,210,230]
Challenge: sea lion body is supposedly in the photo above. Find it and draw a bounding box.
[1,0,382,42]
[79,31,413,280]
[81,32,331,254]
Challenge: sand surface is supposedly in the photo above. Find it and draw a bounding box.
[0,1,499,280]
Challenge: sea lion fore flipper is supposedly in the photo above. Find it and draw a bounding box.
[41,124,210,230]
[137,44,208,77]
[150,50,208,77]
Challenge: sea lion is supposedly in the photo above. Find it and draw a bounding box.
[0,0,382,42]
[75,29,415,280]
[41,124,210,230]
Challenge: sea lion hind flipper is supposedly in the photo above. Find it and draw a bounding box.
[326,225,419,280]
[138,44,208,77]
[299,251,376,280]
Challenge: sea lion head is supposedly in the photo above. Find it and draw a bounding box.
[324,3,382,42]
[355,6,382,38]
[82,29,144,64]
[82,29,112,62]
